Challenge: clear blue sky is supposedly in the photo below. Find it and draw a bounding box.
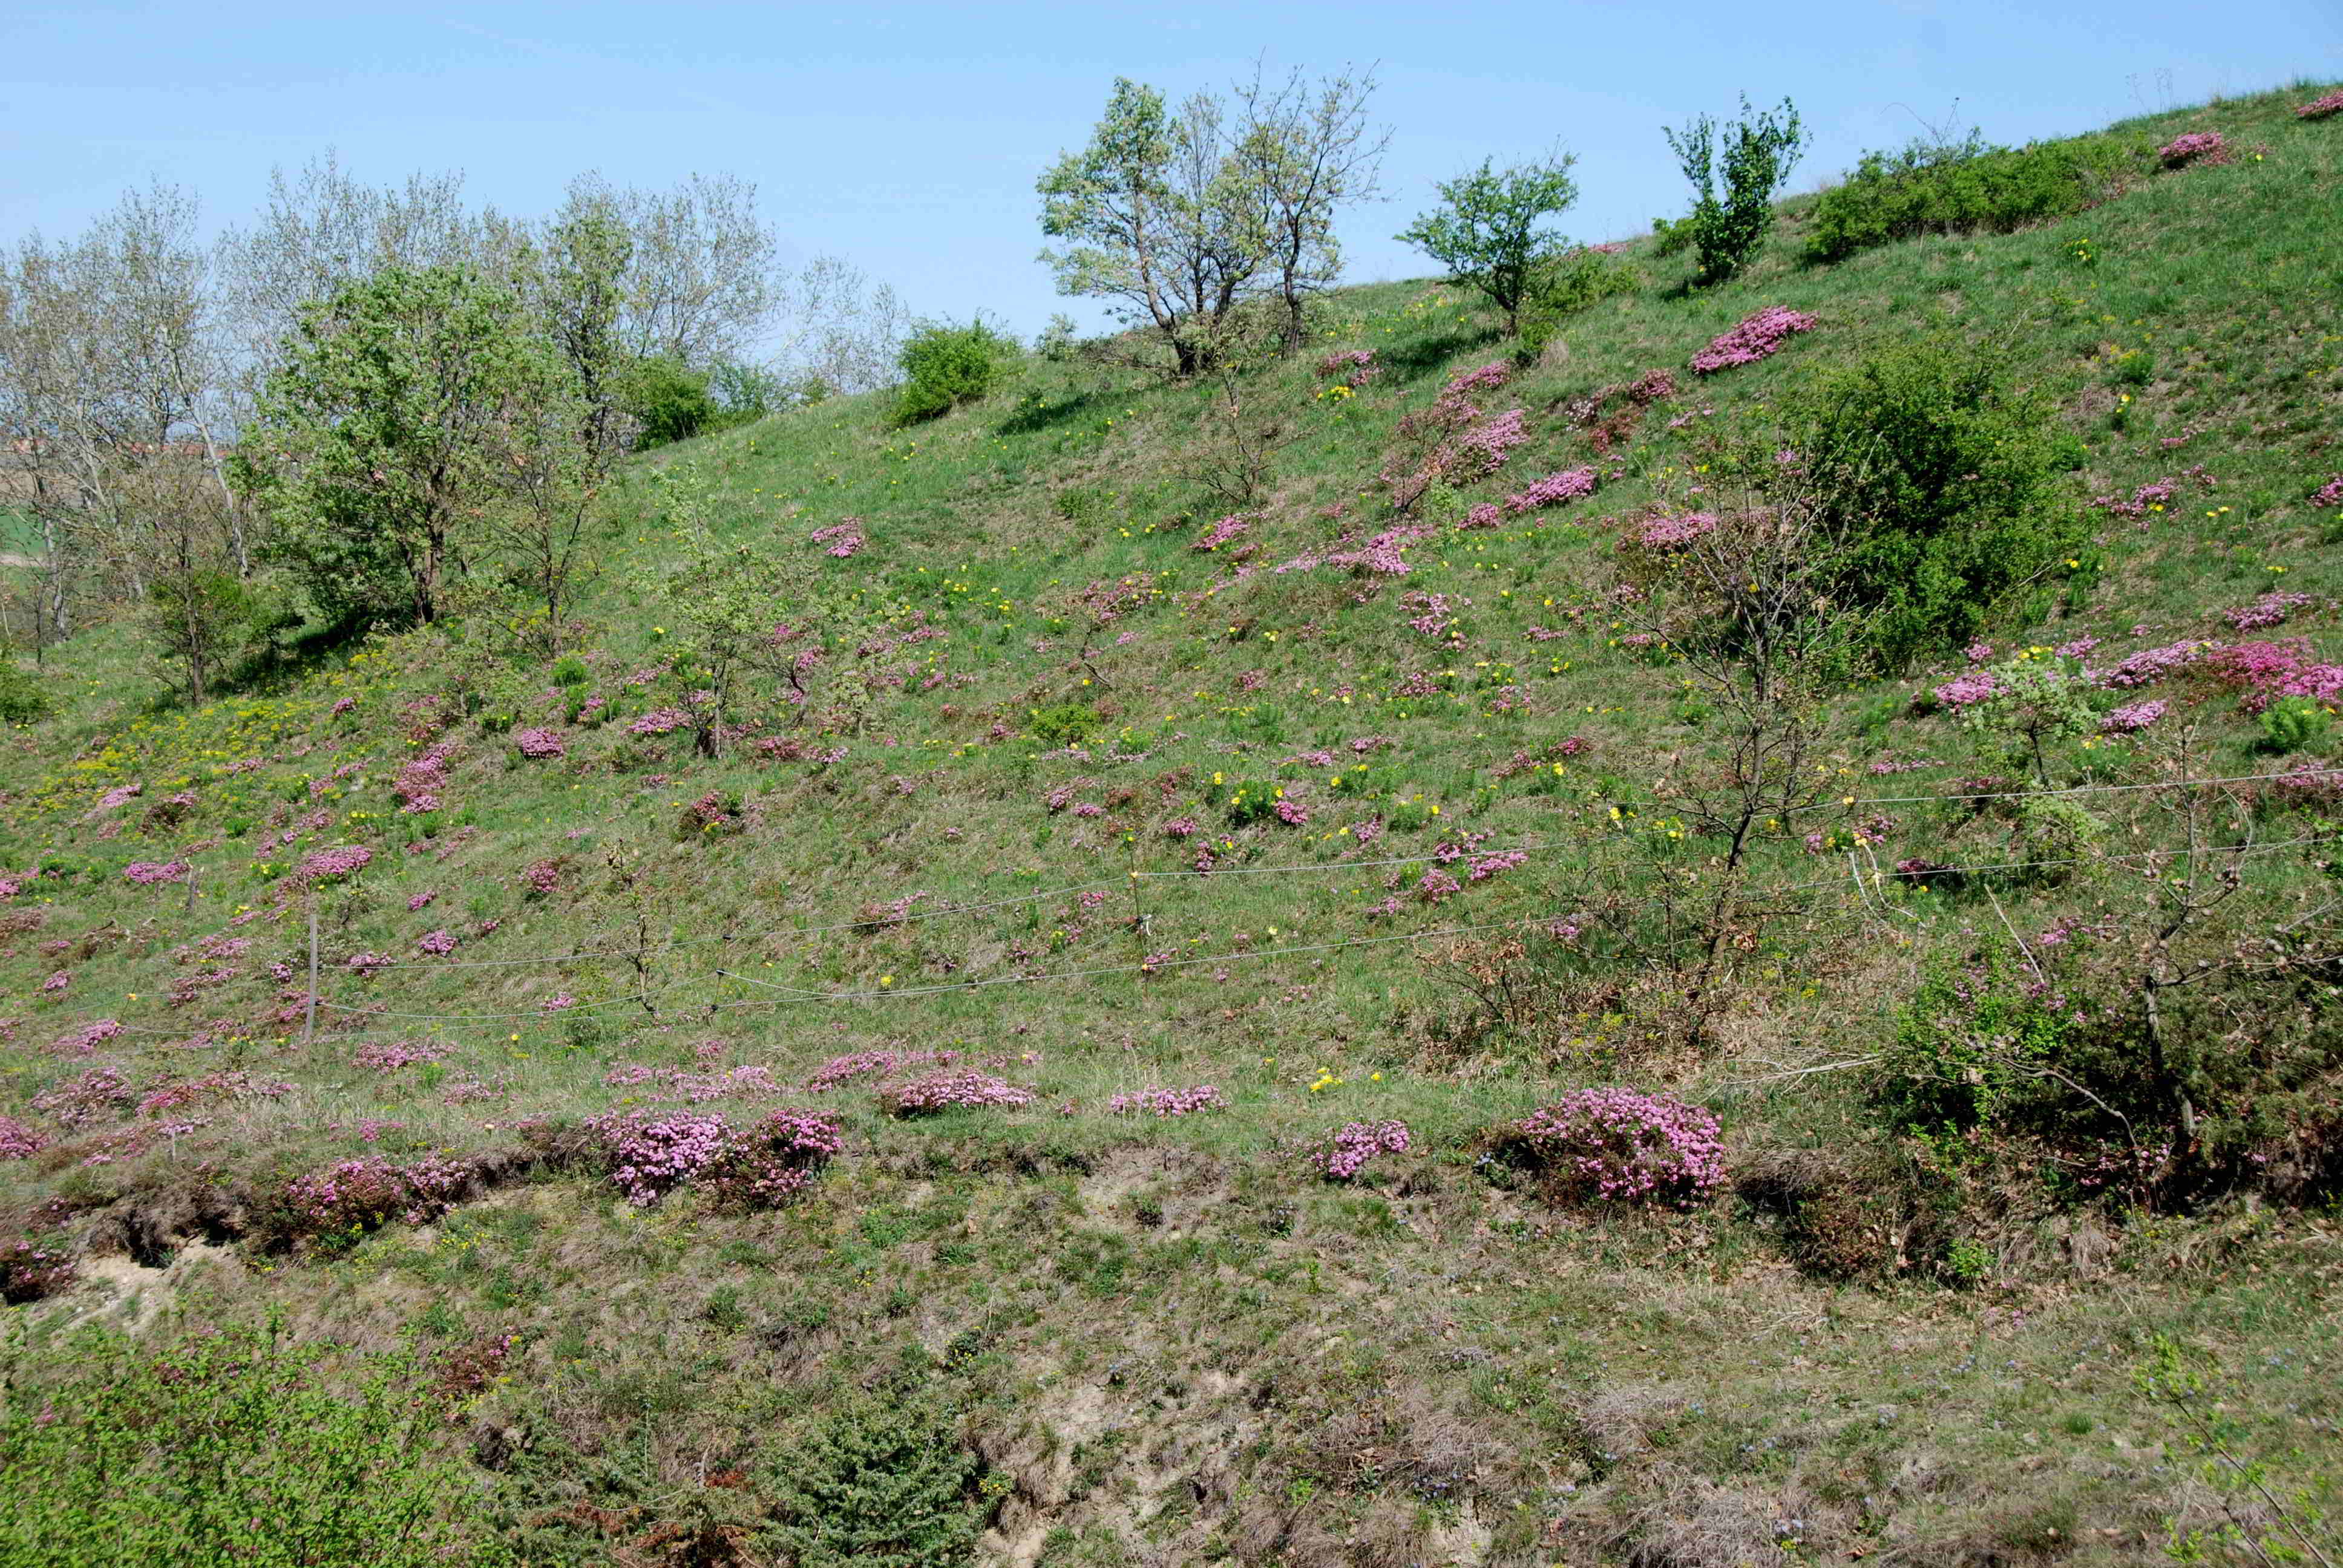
[4,1,2337,339]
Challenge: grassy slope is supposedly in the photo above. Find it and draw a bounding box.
[4,84,2343,1567]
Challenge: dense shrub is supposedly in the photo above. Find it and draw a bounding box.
[1662,94,1807,284]
[1772,336,2073,669]
[0,1322,482,1566]
[760,1390,985,1567]
[619,354,718,448]
[0,661,52,725]
[894,318,1016,424]
[1496,1089,1725,1209]
[1312,1119,1412,1180]
[1805,134,2126,263]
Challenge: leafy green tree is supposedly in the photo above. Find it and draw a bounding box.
[1038,77,1263,374]
[1395,155,1580,335]
[238,265,562,627]
[1663,94,1808,285]
[760,1393,982,1568]
[620,354,716,448]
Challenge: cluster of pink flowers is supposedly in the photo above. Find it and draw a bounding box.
[1455,408,1530,472]
[1446,362,1511,395]
[2298,90,2343,119]
[2206,638,2343,712]
[1690,307,1816,373]
[1163,815,1199,838]
[514,727,567,759]
[1317,347,1380,383]
[1194,514,1250,551]
[2156,131,2230,168]
[521,859,560,896]
[415,929,456,956]
[136,1071,287,1119]
[294,844,372,883]
[586,1108,757,1206]
[122,860,192,885]
[1274,797,1311,826]
[45,1019,122,1057]
[283,1154,468,1238]
[1314,1119,1411,1180]
[2305,474,2343,511]
[2094,466,2215,519]
[701,1109,846,1209]
[355,1039,451,1074]
[1,1239,77,1304]
[1624,367,1678,403]
[2224,592,2315,631]
[394,741,456,814]
[2100,637,2219,688]
[1468,849,1529,881]
[1932,670,2004,708]
[1509,1088,1725,1208]
[629,708,693,736]
[882,1070,1035,1115]
[0,1114,46,1159]
[346,951,392,977]
[1105,1084,1227,1117]
[806,1048,949,1091]
[1503,466,1598,515]
[810,519,867,558]
[2099,699,2169,734]
[1637,511,1719,548]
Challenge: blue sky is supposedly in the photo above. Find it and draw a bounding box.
[4,1,2337,339]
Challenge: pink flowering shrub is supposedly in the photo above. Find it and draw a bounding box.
[294,844,372,883]
[355,1039,451,1074]
[33,1065,134,1128]
[1317,347,1380,384]
[700,1109,845,1210]
[521,859,560,897]
[2205,638,2343,713]
[122,860,192,885]
[279,1154,468,1249]
[415,929,456,956]
[46,1019,122,1057]
[1455,408,1530,473]
[1635,510,1718,549]
[0,1114,45,1160]
[2225,592,2316,631]
[2100,699,2168,734]
[1193,514,1251,551]
[514,727,567,759]
[881,1070,1034,1116]
[2156,131,2229,168]
[1503,466,1598,515]
[629,707,693,736]
[1446,362,1511,395]
[2312,474,2343,509]
[2299,90,2343,119]
[586,1109,732,1206]
[1312,1119,1411,1180]
[1,1238,77,1304]
[1499,1089,1725,1209]
[1106,1085,1227,1117]
[1932,670,2004,708]
[810,519,866,558]
[1690,307,1815,374]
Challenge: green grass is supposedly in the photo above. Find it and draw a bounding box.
[2,80,2342,1566]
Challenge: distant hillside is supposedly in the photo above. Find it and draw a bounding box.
[4,81,2343,1568]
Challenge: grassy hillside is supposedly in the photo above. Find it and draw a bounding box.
[4,83,2343,1567]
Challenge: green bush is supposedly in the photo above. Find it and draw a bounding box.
[895,318,1016,425]
[1663,94,1807,285]
[1774,336,2076,670]
[2257,694,2332,754]
[1515,247,1641,365]
[759,1390,983,1567]
[1806,134,2127,264]
[0,1321,491,1567]
[621,354,718,448]
[1030,702,1099,746]
[0,661,51,724]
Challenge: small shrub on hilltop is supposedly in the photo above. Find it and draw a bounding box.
[1660,94,1808,284]
[2300,88,2343,120]
[1495,1089,1725,1209]
[2155,131,2230,169]
[895,317,1017,425]
[0,662,52,725]
[1396,154,1581,335]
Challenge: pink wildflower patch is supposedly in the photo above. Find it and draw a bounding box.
[1313,1119,1411,1180]
[2156,131,2230,168]
[1690,307,1815,374]
[881,1070,1034,1116]
[810,519,866,558]
[122,860,192,885]
[514,727,568,759]
[1193,514,1251,551]
[1504,467,1598,515]
[295,844,372,883]
[1105,1085,1227,1117]
[2100,700,2168,734]
[1504,1088,1725,1209]
[2298,90,2343,119]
